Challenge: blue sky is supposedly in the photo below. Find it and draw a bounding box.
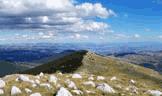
[0,0,162,44]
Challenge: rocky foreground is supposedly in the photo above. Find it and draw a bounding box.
[0,72,161,96]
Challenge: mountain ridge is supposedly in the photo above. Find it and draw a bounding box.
[0,50,161,96]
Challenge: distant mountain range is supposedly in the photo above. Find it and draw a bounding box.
[0,42,162,76]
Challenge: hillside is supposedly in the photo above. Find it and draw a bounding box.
[23,50,162,80]
[0,61,30,77]
[0,50,161,96]
[114,51,162,73]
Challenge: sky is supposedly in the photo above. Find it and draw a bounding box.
[0,0,162,44]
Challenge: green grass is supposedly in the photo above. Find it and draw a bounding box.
[7,50,161,96]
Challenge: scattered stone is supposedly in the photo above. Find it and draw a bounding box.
[88,76,94,81]
[56,87,72,96]
[58,72,63,75]
[0,79,5,88]
[15,78,19,82]
[97,76,105,80]
[11,86,22,95]
[25,88,32,93]
[49,75,58,84]
[30,93,42,96]
[130,79,136,84]
[39,72,44,77]
[125,86,138,94]
[35,79,40,84]
[116,85,122,89]
[32,84,37,88]
[56,84,61,88]
[110,76,117,81]
[85,90,95,94]
[18,75,29,81]
[96,83,115,93]
[83,81,95,87]
[35,76,40,79]
[147,90,162,96]
[17,75,34,83]
[72,90,83,95]
[0,89,4,95]
[40,83,51,89]
[65,79,77,89]
[72,74,82,79]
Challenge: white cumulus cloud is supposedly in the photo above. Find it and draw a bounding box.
[0,0,115,35]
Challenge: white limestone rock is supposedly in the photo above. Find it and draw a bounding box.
[72,90,83,95]
[58,72,63,75]
[0,79,5,88]
[40,83,52,89]
[39,72,44,77]
[0,89,4,95]
[147,90,162,96]
[56,84,61,88]
[86,90,95,94]
[97,83,115,93]
[65,79,77,89]
[35,79,40,85]
[35,76,40,79]
[56,87,73,96]
[88,76,94,81]
[49,75,58,84]
[30,93,42,96]
[125,86,138,94]
[11,86,22,95]
[32,84,37,88]
[83,81,95,87]
[130,79,136,84]
[25,88,32,94]
[97,76,105,80]
[17,75,34,83]
[110,76,117,81]
[72,74,82,79]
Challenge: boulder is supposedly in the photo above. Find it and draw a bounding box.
[39,72,44,77]
[56,87,72,96]
[147,90,162,96]
[0,89,4,95]
[83,81,95,87]
[0,79,5,88]
[65,79,77,89]
[11,86,22,95]
[17,75,34,83]
[72,74,82,79]
[30,93,42,96]
[96,83,115,93]
[35,79,40,84]
[49,75,58,84]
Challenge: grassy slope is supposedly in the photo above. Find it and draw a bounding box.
[22,51,162,90]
